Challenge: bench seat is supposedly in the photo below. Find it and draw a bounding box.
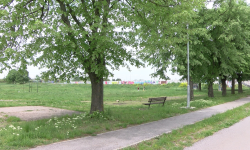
[143,97,167,108]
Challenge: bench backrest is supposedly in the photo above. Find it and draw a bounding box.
[148,97,167,102]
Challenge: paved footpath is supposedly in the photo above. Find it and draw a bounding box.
[30,97,250,150]
[184,116,250,150]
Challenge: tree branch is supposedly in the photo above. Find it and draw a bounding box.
[1,0,14,9]
[148,0,179,8]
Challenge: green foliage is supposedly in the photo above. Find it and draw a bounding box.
[179,82,188,87]
[35,75,40,82]
[72,75,81,81]
[136,0,207,80]
[5,69,29,84]
[86,110,113,120]
[6,116,21,123]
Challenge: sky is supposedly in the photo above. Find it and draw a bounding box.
[0,64,182,81]
[1,0,249,81]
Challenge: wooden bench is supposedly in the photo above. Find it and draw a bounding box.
[143,97,167,108]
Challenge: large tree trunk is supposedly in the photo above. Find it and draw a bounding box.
[208,81,214,97]
[231,78,235,94]
[198,82,201,91]
[236,73,243,94]
[221,76,227,96]
[189,76,194,101]
[89,73,104,113]
[238,80,243,93]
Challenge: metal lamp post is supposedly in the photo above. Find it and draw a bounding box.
[187,24,190,108]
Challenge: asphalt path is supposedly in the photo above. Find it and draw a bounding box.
[30,97,250,150]
[184,116,250,150]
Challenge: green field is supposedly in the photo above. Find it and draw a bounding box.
[0,83,249,149]
[0,83,207,111]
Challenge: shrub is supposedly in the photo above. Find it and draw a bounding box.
[179,82,188,87]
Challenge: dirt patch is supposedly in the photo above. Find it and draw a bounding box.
[0,106,81,121]
[112,103,127,105]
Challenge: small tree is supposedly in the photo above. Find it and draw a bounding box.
[5,69,29,84]
[35,75,41,82]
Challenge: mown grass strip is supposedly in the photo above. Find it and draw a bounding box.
[124,102,250,150]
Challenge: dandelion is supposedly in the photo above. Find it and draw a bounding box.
[55,126,58,128]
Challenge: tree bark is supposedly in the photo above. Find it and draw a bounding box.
[198,82,201,91]
[238,80,243,93]
[189,76,194,101]
[208,81,214,97]
[236,73,243,94]
[89,73,104,113]
[221,76,227,96]
[231,78,235,94]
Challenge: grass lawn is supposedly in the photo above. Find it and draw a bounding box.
[0,83,249,149]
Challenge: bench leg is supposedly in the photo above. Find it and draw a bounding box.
[148,104,150,109]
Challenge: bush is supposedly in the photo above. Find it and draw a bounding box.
[5,69,29,84]
[179,82,188,87]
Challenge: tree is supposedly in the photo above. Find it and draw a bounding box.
[0,0,217,113]
[172,0,250,97]
[0,0,147,113]
[35,75,41,82]
[5,69,29,84]
[72,75,81,81]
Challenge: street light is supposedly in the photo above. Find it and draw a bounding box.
[187,24,190,108]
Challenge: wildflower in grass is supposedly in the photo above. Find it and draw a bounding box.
[190,99,215,107]
[171,102,181,107]
[17,126,22,130]
[47,119,52,123]
[54,117,58,120]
